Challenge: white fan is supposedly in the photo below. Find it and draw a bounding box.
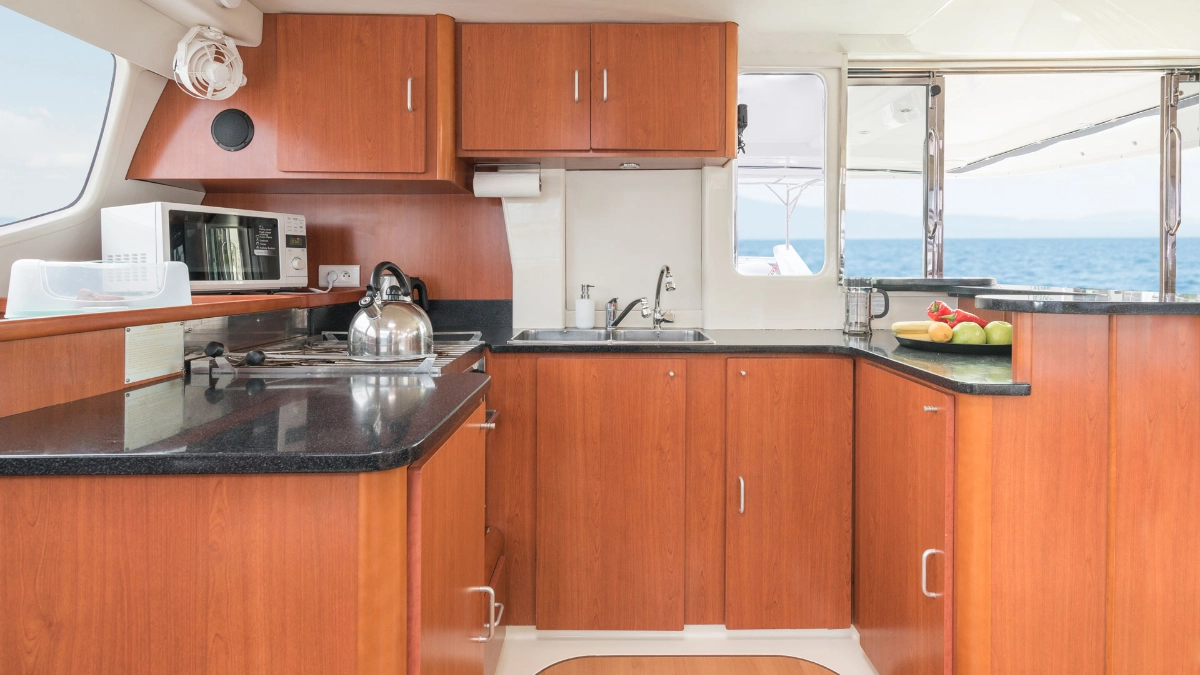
[173,25,247,100]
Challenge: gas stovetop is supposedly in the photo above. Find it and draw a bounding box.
[188,332,486,377]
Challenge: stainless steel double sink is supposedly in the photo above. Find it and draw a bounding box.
[509,328,715,345]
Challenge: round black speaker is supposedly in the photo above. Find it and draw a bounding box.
[211,109,254,151]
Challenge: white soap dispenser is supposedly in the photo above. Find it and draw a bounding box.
[575,284,596,329]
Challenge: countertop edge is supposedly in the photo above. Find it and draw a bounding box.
[0,377,491,477]
[489,342,1029,396]
[974,294,1200,315]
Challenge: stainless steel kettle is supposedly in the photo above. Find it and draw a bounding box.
[348,262,434,361]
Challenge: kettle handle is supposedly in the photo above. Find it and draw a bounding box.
[410,277,429,311]
[370,262,412,300]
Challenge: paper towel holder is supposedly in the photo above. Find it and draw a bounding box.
[474,162,540,178]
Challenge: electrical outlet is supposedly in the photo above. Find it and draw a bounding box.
[317,265,361,288]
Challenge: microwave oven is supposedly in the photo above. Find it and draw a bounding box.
[101,202,308,292]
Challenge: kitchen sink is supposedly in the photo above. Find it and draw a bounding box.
[509,328,715,345]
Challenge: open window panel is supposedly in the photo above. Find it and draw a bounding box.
[734,72,827,277]
[844,75,940,280]
[1170,74,1200,295]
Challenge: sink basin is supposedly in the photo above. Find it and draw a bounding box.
[509,328,715,345]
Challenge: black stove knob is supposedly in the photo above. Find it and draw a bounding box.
[244,350,266,366]
[204,341,225,357]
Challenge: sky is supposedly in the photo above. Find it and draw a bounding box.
[0,6,113,225]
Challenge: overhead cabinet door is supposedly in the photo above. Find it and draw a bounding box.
[460,24,591,151]
[277,15,427,173]
[725,357,853,629]
[590,24,725,152]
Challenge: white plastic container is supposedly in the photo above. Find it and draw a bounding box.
[4,260,192,319]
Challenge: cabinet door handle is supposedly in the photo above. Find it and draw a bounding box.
[738,476,745,514]
[574,69,579,102]
[921,549,944,598]
[923,405,939,412]
[602,68,608,102]
[406,77,414,113]
[468,586,502,642]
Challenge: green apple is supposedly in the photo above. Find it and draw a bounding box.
[984,321,1014,345]
[951,322,987,345]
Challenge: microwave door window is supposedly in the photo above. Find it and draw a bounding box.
[168,211,280,282]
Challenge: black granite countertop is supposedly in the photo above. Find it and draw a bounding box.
[975,291,1200,314]
[0,372,489,476]
[491,328,1028,396]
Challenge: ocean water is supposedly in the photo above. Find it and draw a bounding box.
[738,238,1200,293]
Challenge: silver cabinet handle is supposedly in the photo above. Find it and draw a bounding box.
[739,370,747,376]
[602,68,608,102]
[923,405,939,412]
[574,69,579,103]
[473,409,499,431]
[921,549,944,598]
[407,77,414,113]
[469,585,502,642]
[738,476,745,514]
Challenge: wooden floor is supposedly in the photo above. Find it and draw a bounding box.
[539,656,840,675]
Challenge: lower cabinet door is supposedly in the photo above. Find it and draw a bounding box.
[854,363,953,675]
[725,357,854,629]
[535,357,687,630]
[409,405,488,675]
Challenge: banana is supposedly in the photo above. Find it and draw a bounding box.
[895,332,933,341]
[891,320,934,333]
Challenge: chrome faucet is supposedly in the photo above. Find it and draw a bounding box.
[651,265,676,329]
[606,297,648,329]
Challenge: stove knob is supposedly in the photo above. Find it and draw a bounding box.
[291,257,304,270]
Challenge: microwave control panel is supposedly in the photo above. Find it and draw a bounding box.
[282,215,308,282]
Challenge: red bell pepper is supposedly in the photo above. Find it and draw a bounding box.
[926,301,954,322]
[941,308,989,328]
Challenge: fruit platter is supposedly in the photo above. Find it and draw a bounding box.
[891,301,1013,355]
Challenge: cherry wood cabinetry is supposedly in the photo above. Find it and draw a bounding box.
[129,14,463,193]
[591,24,725,152]
[0,470,406,675]
[725,357,853,629]
[535,357,686,630]
[409,405,488,675]
[854,363,953,675]
[1109,315,1200,675]
[458,23,736,158]
[278,15,427,173]
[459,24,591,152]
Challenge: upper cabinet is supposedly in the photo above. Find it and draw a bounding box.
[277,15,427,173]
[590,24,725,152]
[128,14,463,193]
[460,24,591,152]
[458,22,737,158]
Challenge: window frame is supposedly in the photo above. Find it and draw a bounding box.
[733,70,830,277]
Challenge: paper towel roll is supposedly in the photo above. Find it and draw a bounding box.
[473,171,542,198]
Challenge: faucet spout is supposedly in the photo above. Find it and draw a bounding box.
[607,297,648,329]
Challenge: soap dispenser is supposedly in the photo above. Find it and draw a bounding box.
[575,284,596,329]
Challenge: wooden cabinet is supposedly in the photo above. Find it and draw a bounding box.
[409,405,488,675]
[457,22,736,157]
[128,14,464,193]
[854,363,953,675]
[278,15,427,173]
[535,357,686,630]
[591,24,725,152]
[725,357,853,629]
[460,24,591,152]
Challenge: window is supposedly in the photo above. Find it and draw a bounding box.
[844,79,933,278]
[846,70,1200,292]
[0,6,114,227]
[735,73,826,276]
[942,72,1164,291]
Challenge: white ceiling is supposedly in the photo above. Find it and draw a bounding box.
[255,0,1200,60]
